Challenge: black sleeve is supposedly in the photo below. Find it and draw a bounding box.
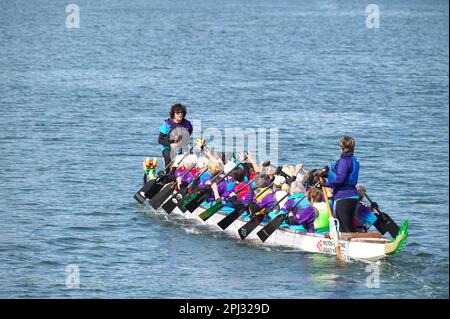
[158,132,171,147]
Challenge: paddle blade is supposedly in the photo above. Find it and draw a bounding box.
[134,178,161,204]
[198,200,224,221]
[238,214,264,240]
[149,183,174,209]
[177,184,202,212]
[133,191,146,205]
[161,192,184,214]
[144,182,164,200]
[141,179,156,193]
[179,202,188,213]
[217,206,246,230]
[257,214,285,242]
[185,189,211,213]
[374,212,400,238]
[178,192,197,210]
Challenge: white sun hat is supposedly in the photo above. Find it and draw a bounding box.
[273,175,286,186]
[224,161,237,175]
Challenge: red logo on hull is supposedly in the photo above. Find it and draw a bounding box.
[317,240,323,252]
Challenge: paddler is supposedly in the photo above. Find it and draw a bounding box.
[158,103,193,171]
[319,135,360,232]
[277,181,315,232]
[355,184,378,232]
[307,187,330,233]
[174,154,198,194]
[246,174,275,217]
[222,167,253,205]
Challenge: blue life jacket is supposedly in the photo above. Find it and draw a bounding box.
[328,156,359,186]
[226,180,236,192]
[199,172,213,185]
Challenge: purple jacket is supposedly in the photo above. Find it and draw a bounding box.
[252,191,275,211]
[281,194,310,213]
[174,168,194,184]
[323,152,359,200]
[208,179,228,202]
[280,194,315,232]
[357,204,372,219]
[292,206,316,233]
[222,182,253,205]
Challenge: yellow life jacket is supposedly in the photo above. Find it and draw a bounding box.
[251,188,273,215]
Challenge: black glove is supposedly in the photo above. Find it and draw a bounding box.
[370,201,379,211]
[285,214,292,225]
[306,169,318,186]
[180,181,189,189]
[157,170,166,177]
[262,160,271,167]
[275,166,283,175]
[230,197,244,210]
[166,174,176,183]
[248,202,262,215]
[287,176,297,185]
[319,165,330,178]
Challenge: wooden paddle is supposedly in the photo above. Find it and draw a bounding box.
[320,176,346,263]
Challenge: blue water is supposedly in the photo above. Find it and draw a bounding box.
[0,0,448,298]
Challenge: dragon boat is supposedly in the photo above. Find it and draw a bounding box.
[149,197,408,262]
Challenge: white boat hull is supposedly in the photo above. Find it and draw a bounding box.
[162,203,400,262]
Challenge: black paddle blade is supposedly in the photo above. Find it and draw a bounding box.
[149,183,174,209]
[177,184,202,212]
[257,214,285,242]
[133,191,146,205]
[134,178,160,204]
[217,206,247,230]
[185,189,211,213]
[161,192,184,214]
[374,212,400,238]
[179,202,188,213]
[238,214,264,240]
[144,182,164,200]
[178,191,197,210]
[133,180,156,204]
[141,179,156,192]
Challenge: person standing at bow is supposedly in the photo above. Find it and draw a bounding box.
[158,103,193,171]
[321,135,360,233]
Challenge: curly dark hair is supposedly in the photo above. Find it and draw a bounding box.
[231,168,245,183]
[170,103,187,119]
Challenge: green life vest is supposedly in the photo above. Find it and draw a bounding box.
[313,202,330,232]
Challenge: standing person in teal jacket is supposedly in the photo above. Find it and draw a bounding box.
[321,135,360,233]
[158,103,193,171]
